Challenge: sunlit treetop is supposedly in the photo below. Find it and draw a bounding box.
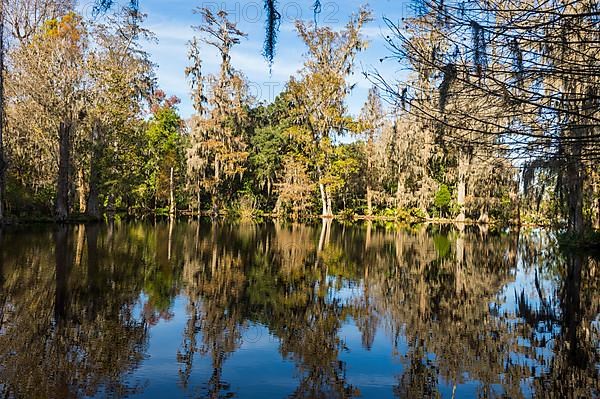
[40,12,84,46]
[150,89,181,115]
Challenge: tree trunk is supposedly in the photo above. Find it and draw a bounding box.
[213,157,220,208]
[267,178,272,198]
[86,121,101,220]
[591,171,600,230]
[77,167,86,213]
[566,155,584,235]
[478,205,489,224]
[326,187,333,217]
[366,136,374,216]
[456,179,466,222]
[56,121,71,222]
[273,195,282,216]
[214,156,220,183]
[565,109,585,234]
[595,196,600,231]
[515,190,522,227]
[317,166,331,217]
[456,151,469,222]
[169,166,176,219]
[197,181,201,219]
[366,186,373,216]
[396,172,405,209]
[319,182,328,217]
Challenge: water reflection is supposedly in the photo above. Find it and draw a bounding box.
[0,221,598,398]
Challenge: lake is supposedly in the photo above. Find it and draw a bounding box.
[0,221,598,398]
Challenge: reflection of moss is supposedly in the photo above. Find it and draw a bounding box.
[320,248,361,281]
[144,274,175,312]
[433,234,451,258]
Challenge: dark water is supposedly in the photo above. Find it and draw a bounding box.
[0,221,598,398]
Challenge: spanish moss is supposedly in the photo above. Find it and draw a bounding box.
[439,63,457,111]
[313,0,322,25]
[263,0,281,67]
[470,20,487,73]
[510,38,524,85]
[93,0,139,16]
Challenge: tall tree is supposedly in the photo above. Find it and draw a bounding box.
[287,6,372,216]
[144,92,185,217]
[0,0,5,223]
[359,87,384,216]
[84,6,154,219]
[10,12,87,221]
[187,8,251,210]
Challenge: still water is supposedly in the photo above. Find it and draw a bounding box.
[0,221,598,398]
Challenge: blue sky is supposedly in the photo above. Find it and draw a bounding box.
[107,0,411,119]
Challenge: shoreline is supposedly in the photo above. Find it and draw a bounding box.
[1,213,597,251]
[0,212,560,229]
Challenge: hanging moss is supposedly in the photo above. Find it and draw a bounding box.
[262,1,321,66]
[263,0,281,67]
[510,38,524,85]
[439,63,457,112]
[401,87,408,110]
[93,0,139,16]
[470,20,487,73]
[313,0,322,24]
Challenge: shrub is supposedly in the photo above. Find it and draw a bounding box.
[434,184,452,217]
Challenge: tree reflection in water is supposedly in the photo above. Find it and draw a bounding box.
[0,221,598,398]
[0,225,149,398]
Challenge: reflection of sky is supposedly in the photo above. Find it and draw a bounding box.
[127,294,410,398]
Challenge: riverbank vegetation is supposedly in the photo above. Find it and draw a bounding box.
[0,0,598,239]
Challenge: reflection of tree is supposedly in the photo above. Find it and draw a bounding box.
[178,222,247,398]
[0,225,150,398]
[372,226,525,396]
[393,343,440,399]
[2,221,596,397]
[178,220,359,398]
[176,221,599,398]
[526,255,600,398]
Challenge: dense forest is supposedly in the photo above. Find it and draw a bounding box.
[0,0,598,237]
